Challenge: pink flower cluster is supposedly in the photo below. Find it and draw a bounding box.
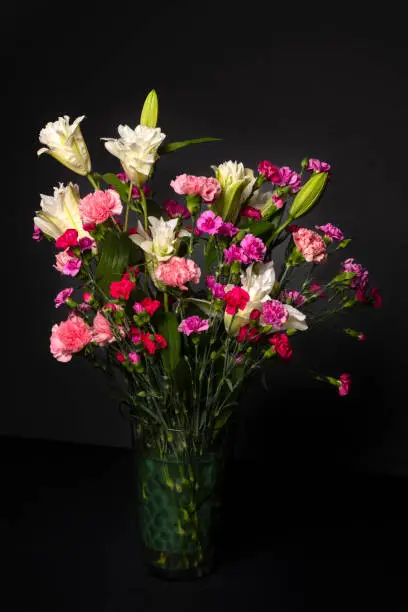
[293,228,327,263]
[269,333,292,359]
[307,158,331,173]
[170,174,221,204]
[315,223,344,242]
[79,190,123,225]
[50,315,92,362]
[261,300,289,328]
[130,327,167,355]
[155,257,201,290]
[178,316,209,336]
[164,199,191,219]
[224,234,266,264]
[342,258,369,290]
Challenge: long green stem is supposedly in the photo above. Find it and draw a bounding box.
[266,216,294,247]
[123,182,133,232]
[139,187,148,231]
[87,173,98,190]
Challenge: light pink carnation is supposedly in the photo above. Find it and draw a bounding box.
[79,189,123,225]
[293,228,327,263]
[54,287,74,308]
[199,177,221,203]
[240,234,266,262]
[178,316,209,336]
[92,311,120,346]
[50,315,92,362]
[155,257,201,291]
[170,174,203,197]
[54,249,82,277]
[196,210,223,235]
[261,300,289,328]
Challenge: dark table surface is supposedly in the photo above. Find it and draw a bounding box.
[2,435,407,612]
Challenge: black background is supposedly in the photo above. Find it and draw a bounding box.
[3,5,408,611]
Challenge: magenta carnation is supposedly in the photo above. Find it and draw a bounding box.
[280,290,306,307]
[218,222,239,237]
[261,300,289,328]
[342,258,369,290]
[178,315,210,336]
[50,315,92,362]
[54,287,74,308]
[277,167,302,193]
[224,244,244,264]
[224,287,250,315]
[240,206,262,221]
[206,275,226,300]
[293,228,327,263]
[257,161,281,182]
[196,210,223,235]
[315,223,344,242]
[338,373,352,396]
[128,352,141,364]
[79,189,123,225]
[33,224,43,242]
[240,234,266,262]
[155,257,201,291]
[307,158,331,173]
[164,199,191,219]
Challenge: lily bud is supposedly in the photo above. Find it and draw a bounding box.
[289,171,328,220]
[140,89,159,128]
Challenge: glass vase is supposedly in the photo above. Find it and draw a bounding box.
[136,450,224,580]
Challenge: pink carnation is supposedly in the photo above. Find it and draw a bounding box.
[338,373,352,396]
[196,210,223,235]
[91,312,114,346]
[178,315,209,336]
[224,244,244,264]
[315,223,344,242]
[78,237,95,251]
[342,258,369,290]
[240,206,262,221]
[277,167,302,193]
[199,177,221,203]
[261,300,289,328]
[155,257,201,291]
[307,158,331,173]
[164,199,191,219]
[128,352,141,364]
[257,161,281,182]
[54,249,82,277]
[50,315,92,362]
[171,174,203,197]
[272,194,285,209]
[79,189,123,225]
[293,228,327,263]
[54,287,74,308]
[240,234,266,262]
[55,229,79,249]
[109,276,135,300]
[218,222,239,237]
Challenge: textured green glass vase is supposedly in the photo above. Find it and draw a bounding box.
[136,451,223,579]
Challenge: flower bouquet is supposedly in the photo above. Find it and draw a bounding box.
[34,90,380,578]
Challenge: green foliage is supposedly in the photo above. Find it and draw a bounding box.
[95,231,134,295]
[96,173,129,201]
[156,312,181,372]
[160,137,221,154]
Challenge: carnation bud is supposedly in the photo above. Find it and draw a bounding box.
[186,195,202,216]
[289,171,328,220]
[301,157,309,170]
[235,230,247,242]
[65,297,78,309]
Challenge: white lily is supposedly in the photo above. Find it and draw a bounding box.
[278,304,308,331]
[34,183,91,241]
[37,116,91,176]
[212,160,256,222]
[103,124,166,185]
[130,216,189,262]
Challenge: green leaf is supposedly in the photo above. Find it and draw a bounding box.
[140,89,158,128]
[156,312,181,372]
[225,378,234,393]
[246,220,277,237]
[96,173,129,201]
[183,298,212,316]
[204,238,218,272]
[95,231,133,296]
[336,238,352,250]
[160,137,221,154]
